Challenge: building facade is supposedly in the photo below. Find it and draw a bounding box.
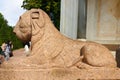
[60,0,120,45]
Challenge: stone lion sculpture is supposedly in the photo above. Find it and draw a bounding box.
[12,9,116,69]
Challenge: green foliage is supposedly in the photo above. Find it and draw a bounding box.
[0,13,23,50]
[21,0,61,30]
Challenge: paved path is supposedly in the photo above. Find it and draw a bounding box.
[13,48,25,57]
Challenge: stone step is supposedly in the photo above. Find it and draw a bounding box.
[0,68,120,80]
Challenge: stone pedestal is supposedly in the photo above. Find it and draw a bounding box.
[0,68,120,80]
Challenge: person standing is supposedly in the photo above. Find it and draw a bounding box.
[1,42,6,57]
[4,41,13,61]
[9,41,13,57]
[0,42,6,63]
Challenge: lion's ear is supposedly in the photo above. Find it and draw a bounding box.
[31,9,45,28]
[30,9,45,36]
[31,11,39,19]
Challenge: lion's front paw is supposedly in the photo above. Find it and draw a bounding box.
[75,62,94,69]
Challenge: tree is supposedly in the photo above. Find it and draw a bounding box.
[21,0,61,30]
[0,13,23,50]
[0,13,8,43]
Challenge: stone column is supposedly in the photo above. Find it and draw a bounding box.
[60,0,78,39]
[86,0,97,40]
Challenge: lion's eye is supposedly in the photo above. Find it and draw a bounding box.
[19,21,24,28]
[19,25,24,28]
[19,26,27,33]
[19,23,28,33]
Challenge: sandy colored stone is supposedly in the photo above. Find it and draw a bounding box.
[0,9,119,80]
[13,9,116,68]
[0,68,120,80]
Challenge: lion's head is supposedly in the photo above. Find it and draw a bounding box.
[13,9,45,42]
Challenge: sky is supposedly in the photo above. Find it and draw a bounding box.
[0,0,26,26]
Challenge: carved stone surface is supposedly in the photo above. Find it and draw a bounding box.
[0,9,119,80]
[0,68,120,80]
